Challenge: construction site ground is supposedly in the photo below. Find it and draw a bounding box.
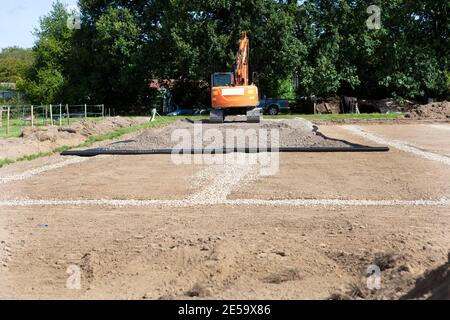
[0,119,449,299]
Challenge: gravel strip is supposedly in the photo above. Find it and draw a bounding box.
[188,154,259,204]
[427,124,450,132]
[0,157,89,184]
[342,125,450,166]
[1,197,449,208]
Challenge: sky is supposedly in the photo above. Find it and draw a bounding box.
[0,0,77,49]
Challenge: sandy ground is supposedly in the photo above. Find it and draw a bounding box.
[0,120,449,300]
[0,117,149,161]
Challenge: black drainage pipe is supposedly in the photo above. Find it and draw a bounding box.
[61,146,389,157]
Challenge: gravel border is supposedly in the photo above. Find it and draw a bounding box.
[0,157,89,184]
[342,125,450,166]
[1,197,449,208]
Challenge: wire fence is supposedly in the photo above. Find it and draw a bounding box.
[0,104,106,137]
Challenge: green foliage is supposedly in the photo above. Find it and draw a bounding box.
[18,68,65,104]
[18,0,450,108]
[17,1,73,104]
[0,47,33,83]
[276,79,296,100]
[294,0,449,99]
[87,6,144,106]
[446,71,450,98]
[0,158,15,168]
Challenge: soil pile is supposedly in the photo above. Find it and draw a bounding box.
[330,251,450,300]
[401,253,450,300]
[316,95,342,114]
[1,117,148,161]
[405,101,450,120]
[21,117,144,141]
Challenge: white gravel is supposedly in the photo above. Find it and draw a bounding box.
[188,154,259,204]
[106,118,347,150]
[427,124,450,132]
[0,197,449,208]
[0,157,89,185]
[342,125,450,166]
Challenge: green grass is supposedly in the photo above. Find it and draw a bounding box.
[266,112,404,120]
[0,152,56,167]
[0,116,183,168]
[0,158,15,167]
[0,125,23,138]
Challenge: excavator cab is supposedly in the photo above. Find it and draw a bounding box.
[212,72,233,87]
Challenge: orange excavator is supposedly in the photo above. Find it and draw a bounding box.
[210,32,261,123]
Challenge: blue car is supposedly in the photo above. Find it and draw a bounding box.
[259,98,290,115]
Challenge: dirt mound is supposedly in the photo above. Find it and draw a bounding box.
[329,251,450,300]
[401,253,450,300]
[329,251,415,300]
[21,117,142,141]
[405,101,450,120]
[105,118,353,150]
[1,117,148,161]
[21,126,61,142]
[65,117,141,137]
[357,98,415,113]
[316,95,342,114]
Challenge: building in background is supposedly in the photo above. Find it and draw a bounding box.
[0,83,17,102]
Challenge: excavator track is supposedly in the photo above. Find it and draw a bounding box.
[209,108,262,123]
[246,107,262,123]
[209,109,225,123]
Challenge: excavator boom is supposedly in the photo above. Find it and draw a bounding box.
[235,32,249,86]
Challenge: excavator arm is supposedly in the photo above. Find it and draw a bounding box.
[234,32,249,86]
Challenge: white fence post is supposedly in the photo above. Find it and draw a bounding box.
[59,104,62,126]
[66,104,70,125]
[31,105,34,127]
[50,104,54,125]
[102,104,105,119]
[84,104,87,119]
[6,106,10,135]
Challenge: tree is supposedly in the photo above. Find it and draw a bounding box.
[17,1,73,104]
[0,47,33,83]
[87,6,144,106]
[19,0,450,108]
[374,0,449,98]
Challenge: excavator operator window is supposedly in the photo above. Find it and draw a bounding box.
[212,73,232,87]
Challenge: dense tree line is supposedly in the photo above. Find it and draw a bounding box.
[0,47,33,84]
[18,0,449,109]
